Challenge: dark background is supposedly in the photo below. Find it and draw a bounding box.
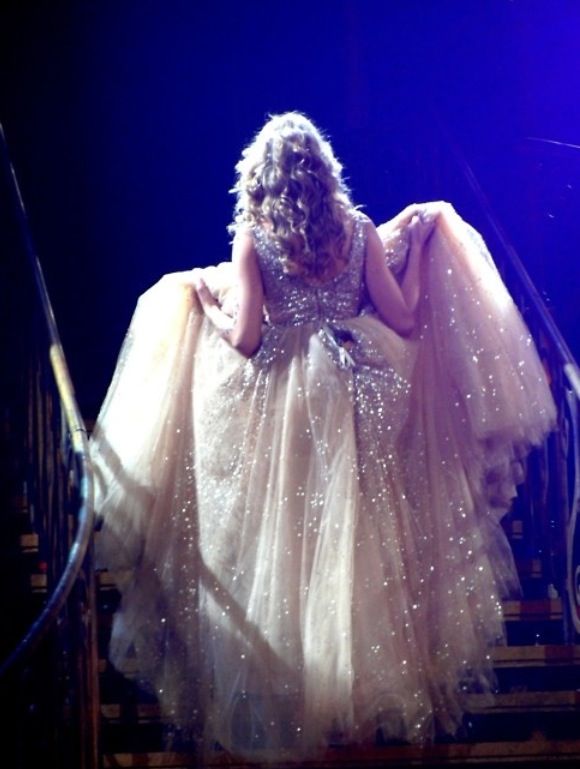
[1,0,579,417]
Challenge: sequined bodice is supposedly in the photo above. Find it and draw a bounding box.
[253,214,367,327]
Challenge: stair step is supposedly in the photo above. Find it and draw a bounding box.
[102,738,580,767]
[96,564,554,590]
[467,690,580,713]
[493,644,580,666]
[100,690,580,725]
[505,519,524,540]
[502,598,563,621]
[30,572,47,591]
[19,532,39,552]
[98,645,580,678]
[103,753,192,768]
[20,583,562,648]
[96,574,569,646]
[98,569,132,589]
[96,577,565,620]
[102,703,160,722]
[514,559,543,579]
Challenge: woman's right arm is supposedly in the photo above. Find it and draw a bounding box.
[194,229,264,357]
[364,219,424,336]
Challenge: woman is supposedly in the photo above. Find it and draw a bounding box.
[91,112,556,761]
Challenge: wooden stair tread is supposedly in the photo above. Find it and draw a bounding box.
[96,576,565,619]
[102,738,580,767]
[467,690,580,711]
[97,568,553,590]
[102,702,160,721]
[493,644,580,666]
[103,753,193,768]
[98,644,580,678]
[19,532,39,551]
[505,519,524,539]
[100,690,580,723]
[502,598,563,620]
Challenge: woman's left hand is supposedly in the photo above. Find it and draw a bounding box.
[408,214,434,249]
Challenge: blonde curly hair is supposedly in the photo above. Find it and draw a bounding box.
[228,112,357,281]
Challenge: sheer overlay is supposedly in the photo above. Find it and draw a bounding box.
[91,203,556,761]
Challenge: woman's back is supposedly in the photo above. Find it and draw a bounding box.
[253,212,368,327]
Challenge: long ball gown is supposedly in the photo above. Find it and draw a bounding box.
[90,203,556,761]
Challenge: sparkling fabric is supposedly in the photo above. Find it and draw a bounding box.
[91,204,556,762]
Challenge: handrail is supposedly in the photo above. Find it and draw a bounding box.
[438,120,580,401]
[0,122,96,678]
[436,119,580,641]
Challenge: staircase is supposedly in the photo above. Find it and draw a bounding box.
[7,517,579,766]
[87,522,580,768]
[2,121,580,768]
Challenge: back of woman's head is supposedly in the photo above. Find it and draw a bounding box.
[229,112,356,281]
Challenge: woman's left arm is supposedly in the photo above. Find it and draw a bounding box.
[195,230,264,357]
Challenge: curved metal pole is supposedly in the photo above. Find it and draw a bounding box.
[437,118,580,400]
[0,121,95,675]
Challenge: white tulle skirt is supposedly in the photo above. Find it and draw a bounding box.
[91,204,555,761]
